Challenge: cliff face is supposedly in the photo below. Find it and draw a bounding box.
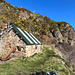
[0,0,75,71]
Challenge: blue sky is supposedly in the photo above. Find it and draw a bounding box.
[6,0,75,30]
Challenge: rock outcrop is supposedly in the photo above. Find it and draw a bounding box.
[55,43,75,69]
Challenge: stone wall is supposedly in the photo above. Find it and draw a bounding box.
[26,45,42,57]
[0,27,26,58]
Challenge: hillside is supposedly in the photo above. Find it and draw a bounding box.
[0,0,75,45]
[0,46,71,75]
[0,0,75,74]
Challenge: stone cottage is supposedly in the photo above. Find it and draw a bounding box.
[0,23,42,58]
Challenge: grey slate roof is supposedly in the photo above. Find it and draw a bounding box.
[13,25,42,45]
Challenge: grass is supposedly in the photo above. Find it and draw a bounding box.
[0,45,71,75]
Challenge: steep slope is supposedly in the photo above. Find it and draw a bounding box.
[0,0,75,73]
[0,0,75,46]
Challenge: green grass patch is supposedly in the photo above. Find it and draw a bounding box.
[0,46,71,75]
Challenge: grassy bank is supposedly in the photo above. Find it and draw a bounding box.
[0,45,71,75]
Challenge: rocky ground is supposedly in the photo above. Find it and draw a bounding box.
[55,43,75,69]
